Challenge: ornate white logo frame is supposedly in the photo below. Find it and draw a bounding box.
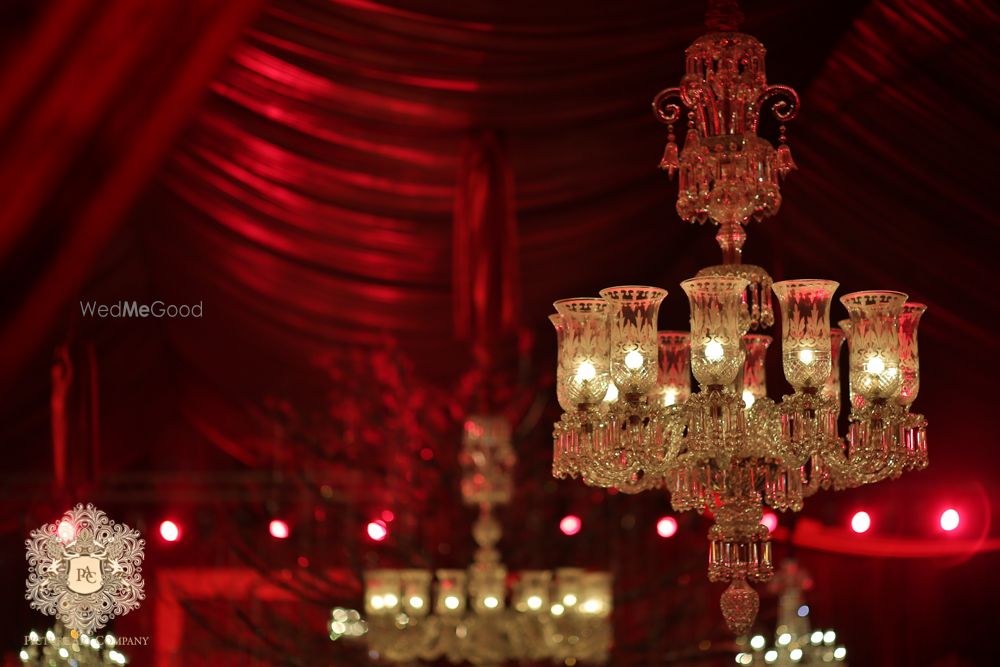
[26,503,145,634]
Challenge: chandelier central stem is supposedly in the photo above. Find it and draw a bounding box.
[717,222,747,265]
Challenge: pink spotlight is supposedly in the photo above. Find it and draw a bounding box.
[269,519,290,540]
[560,515,582,536]
[940,508,960,532]
[367,519,388,542]
[656,516,678,538]
[761,511,778,533]
[159,520,181,543]
[850,511,871,534]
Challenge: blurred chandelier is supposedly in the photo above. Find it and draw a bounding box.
[364,415,612,664]
[19,624,128,666]
[734,560,848,665]
[549,0,928,634]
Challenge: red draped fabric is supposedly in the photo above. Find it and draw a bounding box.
[0,0,998,664]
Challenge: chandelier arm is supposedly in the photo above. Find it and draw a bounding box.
[753,84,801,133]
[652,87,684,125]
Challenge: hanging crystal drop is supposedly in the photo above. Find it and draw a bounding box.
[659,125,680,177]
[720,576,760,634]
[776,125,797,177]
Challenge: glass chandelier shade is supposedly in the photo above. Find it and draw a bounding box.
[434,569,467,615]
[599,286,667,400]
[741,334,771,409]
[840,291,907,401]
[549,314,572,412]
[897,303,926,407]
[822,328,846,403]
[553,299,611,409]
[657,331,692,406]
[681,276,749,386]
[772,280,838,392]
[837,319,863,411]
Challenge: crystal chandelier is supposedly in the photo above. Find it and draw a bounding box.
[19,624,128,666]
[550,0,928,634]
[364,415,612,664]
[734,560,848,665]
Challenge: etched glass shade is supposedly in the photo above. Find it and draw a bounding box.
[822,328,846,402]
[549,314,573,412]
[364,570,402,616]
[681,276,749,386]
[741,334,771,409]
[841,291,907,401]
[554,568,584,612]
[656,331,691,406]
[578,572,612,617]
[512,571,551,613]
[772,280,838,392]
[400,570,432,617]
[469,566,506,613]
[599,286,667,401]
[838,319,864,410]
[897,303,927,407]
[553,299,610,409]
[460,415,514,505]
[435,569,467,615]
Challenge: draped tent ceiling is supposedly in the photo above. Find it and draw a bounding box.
[0,0,998,664]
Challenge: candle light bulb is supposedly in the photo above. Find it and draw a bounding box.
[623,349,644,369]
[575,360,597,382]
[662,388,679,406]
[704,339,725,361]
[797,348,815,364]
[865,356,885,374]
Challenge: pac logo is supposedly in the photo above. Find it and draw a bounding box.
[26,503,145,634]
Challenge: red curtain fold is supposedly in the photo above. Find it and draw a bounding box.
[453,129,521,348]
[0,0,264,391]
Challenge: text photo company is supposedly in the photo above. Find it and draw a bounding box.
[23,633,150,647]
[79,300,203,318]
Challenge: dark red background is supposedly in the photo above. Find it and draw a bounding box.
[0,0,997,665]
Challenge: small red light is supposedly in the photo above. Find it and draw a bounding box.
[940,508,960,532]
[269,519,290,539]
[761,511,778,533]
[160,520,181,542]
[381,510,395,523]
[560,515,582,536]
[656,516,678,538]
[850,511,871,534]
[367,520,388,541]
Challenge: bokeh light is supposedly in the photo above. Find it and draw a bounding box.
[940,508,960,531]
[559,515,582,536]
[656,516,678,538]
[367,519,388,541]
[159,520,181,542]
[269,519,290,539]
